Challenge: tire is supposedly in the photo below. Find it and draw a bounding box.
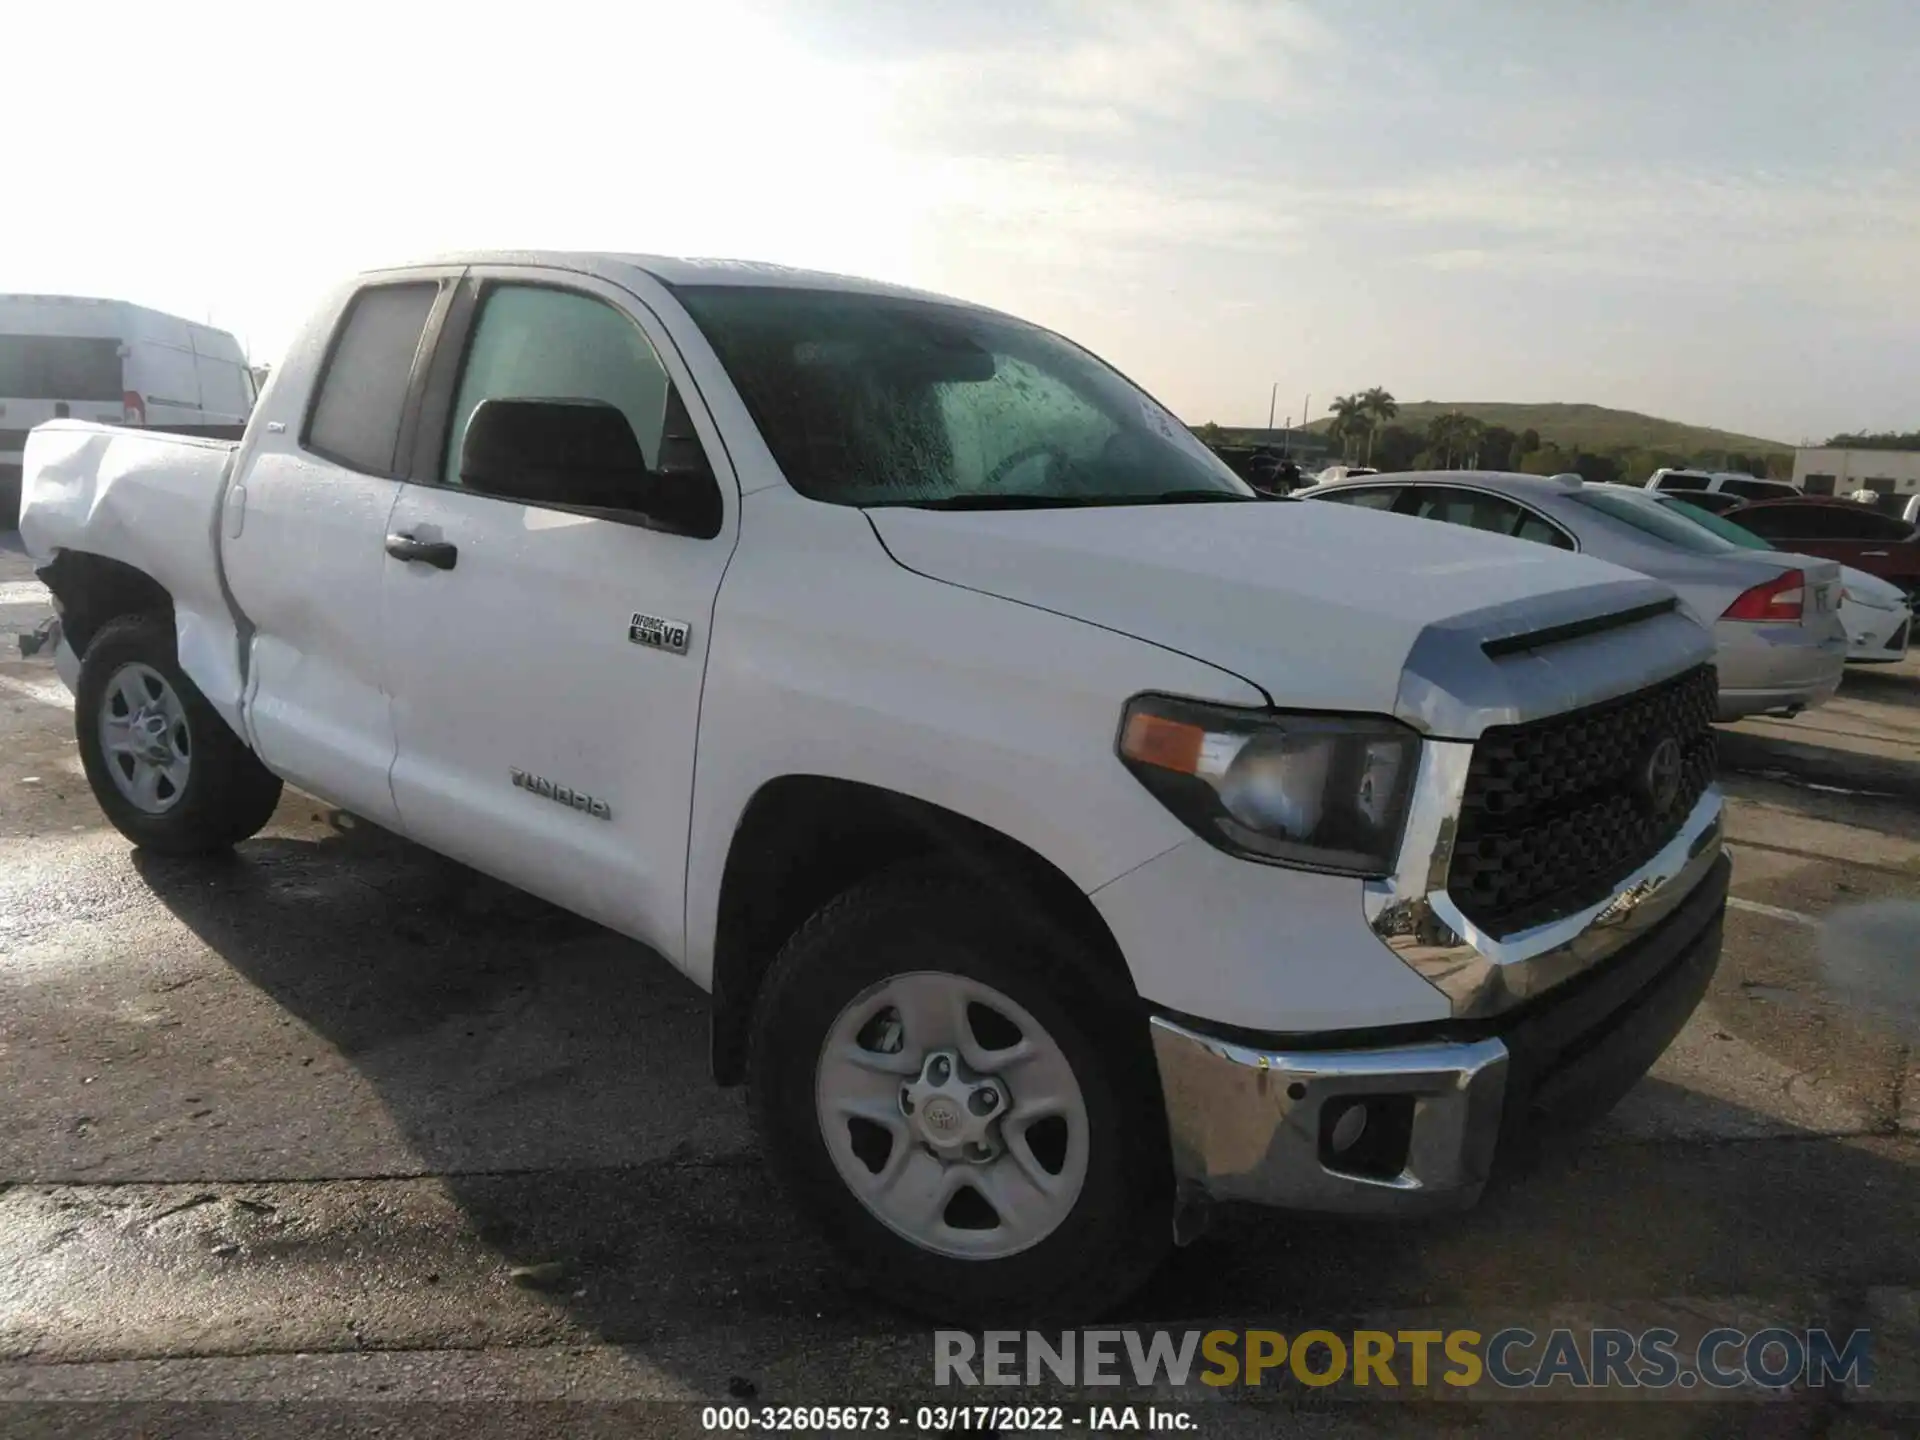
[75,614,283,855]
[748,863,1173,1323]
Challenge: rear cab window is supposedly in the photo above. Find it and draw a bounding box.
[303,283,439,476]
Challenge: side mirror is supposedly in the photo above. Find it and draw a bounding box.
[460,398,721,538]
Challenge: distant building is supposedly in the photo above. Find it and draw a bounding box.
[1793,447,1920,510]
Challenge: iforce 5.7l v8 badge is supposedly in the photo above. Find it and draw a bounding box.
[629,612,691,655]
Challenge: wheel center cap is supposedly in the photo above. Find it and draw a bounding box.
[900,1049,1009,1158]
[130,710,172,759]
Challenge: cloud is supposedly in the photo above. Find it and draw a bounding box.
[922,156,1303,264]
[1351,165,1920,318]
[1417,249,1495,272]
[886,0,1340,148]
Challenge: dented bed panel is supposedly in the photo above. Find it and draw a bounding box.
[18,420,249,729]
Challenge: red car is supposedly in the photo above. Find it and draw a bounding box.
[1725,498,1920,601]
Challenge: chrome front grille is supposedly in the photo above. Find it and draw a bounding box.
[1446,664,1718,938]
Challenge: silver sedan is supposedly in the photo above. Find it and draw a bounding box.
[1304,471,1849,720]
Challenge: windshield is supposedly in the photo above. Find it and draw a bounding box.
[1575,487,1746,555]
[674,286,1252,508]
[1661,498,1774,550]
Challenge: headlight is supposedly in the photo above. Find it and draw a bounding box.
[1117,696,1421,876]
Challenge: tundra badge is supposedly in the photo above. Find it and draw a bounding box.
[629,612,691,654]
[510,768,612,821]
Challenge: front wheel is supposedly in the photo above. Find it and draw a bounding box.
[748,865,1172,1322]
[74,614,283,855]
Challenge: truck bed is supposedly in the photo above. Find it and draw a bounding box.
[19,420,250,727]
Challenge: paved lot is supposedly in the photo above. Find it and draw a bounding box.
[1,530,1915,1437]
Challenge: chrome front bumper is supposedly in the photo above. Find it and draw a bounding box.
[1150,1020,1508,1214]
[1153,848,1731,1217]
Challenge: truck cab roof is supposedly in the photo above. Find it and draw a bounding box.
[375,251,988,309]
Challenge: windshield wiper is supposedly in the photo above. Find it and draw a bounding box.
[863,494,1100,510]
[1129,489,1266,504]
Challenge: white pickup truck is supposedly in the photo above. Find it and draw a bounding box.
[19,253,1731,1320]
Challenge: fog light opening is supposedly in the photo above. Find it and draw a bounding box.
[1319,1095,1417,1180]
[1329,1103,1369,1154]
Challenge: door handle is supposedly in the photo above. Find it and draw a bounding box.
[385,533,458,570]
[1861,551,1889,557]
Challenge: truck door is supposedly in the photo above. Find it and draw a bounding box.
[378,269,737,955]
[220,275,456,828]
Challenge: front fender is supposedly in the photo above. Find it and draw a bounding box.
[681,489,1265,991]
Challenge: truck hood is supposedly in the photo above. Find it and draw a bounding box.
[869,499,1700,725]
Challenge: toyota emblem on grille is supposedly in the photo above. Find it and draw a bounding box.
[1637,736,1684,817]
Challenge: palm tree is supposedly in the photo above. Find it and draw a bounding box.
[1328,394,1367,462]
[1426,411,1485,469]
[1359,387,1397,464]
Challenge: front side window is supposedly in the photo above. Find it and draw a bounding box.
[443,285,702,494]
[305,282,437,475]
[672,285,1250,509]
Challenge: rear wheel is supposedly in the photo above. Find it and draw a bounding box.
[75,615,282,854]
[748,865,1172,1322]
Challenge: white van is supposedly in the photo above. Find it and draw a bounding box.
[2,295,254,523]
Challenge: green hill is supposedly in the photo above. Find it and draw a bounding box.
[1306,402,1790,457]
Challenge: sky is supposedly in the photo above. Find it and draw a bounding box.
[9,0,1916,443]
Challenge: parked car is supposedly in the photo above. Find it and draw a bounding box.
[1652,489,1747,516]
[1310,464,1378,485]
[1,294,255,525]
[1645,468,1800,503]
[1722,498,1920,603]
[20,253,1732,1321]
[1305,471,1848,719]
[1647,494,1911,665]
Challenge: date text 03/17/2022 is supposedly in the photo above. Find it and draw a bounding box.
[700,1405,1192,1431]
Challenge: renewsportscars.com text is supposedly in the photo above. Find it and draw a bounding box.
[935,1327,1873,1392]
